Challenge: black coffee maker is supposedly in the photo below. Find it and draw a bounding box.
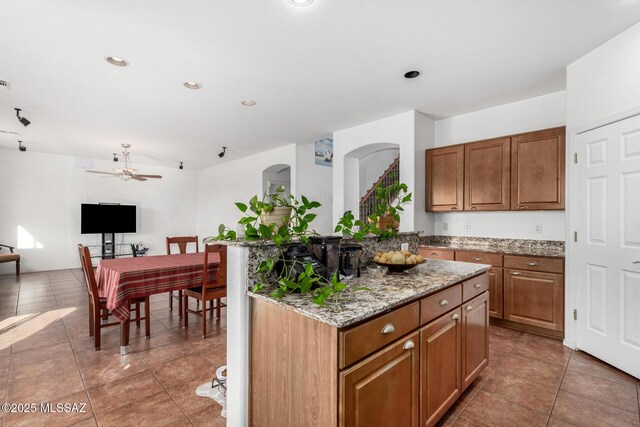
[308,236,342,281]
[340,244,363,278]
[278,244,327,283]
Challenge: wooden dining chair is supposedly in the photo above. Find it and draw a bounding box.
[166,236,199,316]
[183,244,227,338]
[77,244,150,350]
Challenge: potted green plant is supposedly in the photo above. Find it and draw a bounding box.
[335,178,412,241]
[259,184,293,227]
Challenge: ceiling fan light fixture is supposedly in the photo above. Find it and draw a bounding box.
[106,56,129,67]
[183,81,202,90]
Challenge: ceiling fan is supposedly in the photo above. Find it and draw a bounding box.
[87,144,162,181]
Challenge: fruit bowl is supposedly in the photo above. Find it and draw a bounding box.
[372,260,426,273]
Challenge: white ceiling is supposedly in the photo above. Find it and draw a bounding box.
[1,0,640,169]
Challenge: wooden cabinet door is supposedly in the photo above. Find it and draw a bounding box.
[511,127,566,210]
[461,292,489,389]
[425,146,464,212]
[340,332,419,427]
[420,309,462,427]
[464,138,511,211]
[503,269,564,332]
[488,267,503,319]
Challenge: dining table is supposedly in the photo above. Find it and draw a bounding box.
[96,252,220,354]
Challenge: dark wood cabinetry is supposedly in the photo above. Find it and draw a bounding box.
[487,267,503,319]
[461,292,489,389]
[340,332,419,427]
[511,127,566,210]
[425,146,464,211]
[425,127,566,212]
[464,138,511,211]
[420,309,462,427]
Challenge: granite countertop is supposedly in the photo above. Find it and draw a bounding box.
[247,259,490,329]
[419,236,565,258]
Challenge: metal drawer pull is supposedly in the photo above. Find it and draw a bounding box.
[439,299,449,306]
[527,262,539,266]
[470,207,478,210]
[517,205,529,209]
[511,271,522,276]
[451,314,460,321]
[465,305,473,311]
[431,252,439,257]
[403,340,415,350]
[474,283,482,289]
[451,207,458,210]
[381,323,395,334]
[473,257,483,261]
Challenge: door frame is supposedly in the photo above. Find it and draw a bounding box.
[566,104,640,350]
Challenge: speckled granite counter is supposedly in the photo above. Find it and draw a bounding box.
[419,236,564,258]
[247,259,490,329]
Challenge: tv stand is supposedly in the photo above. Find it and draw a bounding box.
[102,232,116,259]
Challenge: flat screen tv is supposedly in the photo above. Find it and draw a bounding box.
[81,204,137,234]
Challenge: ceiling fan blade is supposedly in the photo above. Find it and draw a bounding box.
[134,174,162,179]
[87,170,118,175]
[132,176,147,181]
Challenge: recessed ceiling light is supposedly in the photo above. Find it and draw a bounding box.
[106,56,129,67]
[288,0,315,6]
[183,81,202,90]
[241,100,257,106]
[404,70,421,79]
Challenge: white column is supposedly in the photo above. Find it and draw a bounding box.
[226,245,250,426]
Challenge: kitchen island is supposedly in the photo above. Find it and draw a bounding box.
[248,259,490,427]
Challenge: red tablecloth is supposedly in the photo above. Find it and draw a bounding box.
[96,253,220,321]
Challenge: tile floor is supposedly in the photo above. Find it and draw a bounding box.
[0,270,639,427]
[0,269,227,427]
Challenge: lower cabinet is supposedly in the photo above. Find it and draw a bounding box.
[340,332,419,427]
[461,292,490,388]
[487,267,503,319]
[503,269,564,332]
[420,308,462,427]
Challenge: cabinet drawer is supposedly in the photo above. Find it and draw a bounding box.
[420,284,462,326]
[503,255,563,274]
[455,251,503,267]
[462,273,489,302]
[340,302,419,369]
[419,248,454,261]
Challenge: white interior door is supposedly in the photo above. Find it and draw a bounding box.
[575,114,640,378]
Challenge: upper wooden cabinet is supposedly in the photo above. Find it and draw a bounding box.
[464,138,511,211]
[425,146,464,211]
[511,127,566,210]
[425,127,566,212]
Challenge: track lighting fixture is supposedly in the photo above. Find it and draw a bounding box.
[179,162,184,170]
[15,108,31,127]
[18,140,26,152]
[218,147,227,158]
[113,152,119,162]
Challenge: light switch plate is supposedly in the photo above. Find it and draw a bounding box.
[401,243,409,251]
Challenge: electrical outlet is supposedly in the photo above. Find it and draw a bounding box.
[464,223,470,232]
[535,224,543,234]
[442,222,448,231]
[401,243,409,251]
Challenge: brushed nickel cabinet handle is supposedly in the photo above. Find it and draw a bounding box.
[431,252,439,257]
[470,207,478,210]
[451,207,458,210]
[403,340,415,350]
[465,305,473,311]
[511,271,522,276]
[381,323,395,334]
[451,313,460,321]
[517,205,529,210]
[527,262,539,266]
[474,283,482,289]
[473,256,483,261]
[439,299,449,306]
